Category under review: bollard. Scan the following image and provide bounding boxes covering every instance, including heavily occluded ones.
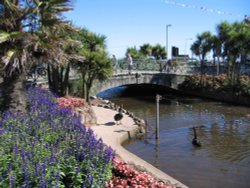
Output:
[156,94,161,139]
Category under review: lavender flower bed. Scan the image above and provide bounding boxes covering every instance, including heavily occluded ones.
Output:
[0,88,115,187]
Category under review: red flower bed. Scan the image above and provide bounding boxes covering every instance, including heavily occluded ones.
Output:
[57,97,85,108]
[105,157,175,188]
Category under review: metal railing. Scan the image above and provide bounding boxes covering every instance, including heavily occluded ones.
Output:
[112,59,250,76]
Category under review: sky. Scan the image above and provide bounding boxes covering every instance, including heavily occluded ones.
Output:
[64,0,250,59]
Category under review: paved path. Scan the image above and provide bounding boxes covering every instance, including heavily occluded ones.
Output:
[91,105,188,188]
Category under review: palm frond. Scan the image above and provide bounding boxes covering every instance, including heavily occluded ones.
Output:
[0,31,9,43]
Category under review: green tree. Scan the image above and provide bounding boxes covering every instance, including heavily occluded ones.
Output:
[152,44,167,60]
[211,35,221,64]
[139,43,152,57]
[191,32,212,61]
[0,0,73,112]
[125,44,167,61]
[191,31,212,64]
[126,47,141,59]
[216,21,231,63]
[73,29,112,102]
[191,31,212,85]
[47,25,84,96]
[210,35,221,74]
[216,21,250,83]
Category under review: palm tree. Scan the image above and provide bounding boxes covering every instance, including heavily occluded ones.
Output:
[191,31,212,84]
[152,44,167,60]
[210,35,221,74]
[139,43,152,57]
[73,29,112,102]
[236,21,250,65]
[126,47,140,59]
[216,21,231,65]
[217,21,250,82]
[0,0,74,112]
[46,25,84,96]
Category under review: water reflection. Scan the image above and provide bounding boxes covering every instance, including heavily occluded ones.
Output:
[99,86,250,188]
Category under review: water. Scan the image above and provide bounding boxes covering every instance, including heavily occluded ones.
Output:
[98,86,250,188]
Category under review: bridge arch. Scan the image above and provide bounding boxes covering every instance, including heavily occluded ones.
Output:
[92,72,187,96]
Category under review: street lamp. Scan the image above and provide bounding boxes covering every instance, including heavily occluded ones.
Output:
[166,24,172,59]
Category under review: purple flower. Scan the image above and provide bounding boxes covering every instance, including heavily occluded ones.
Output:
[0,87,115,187]
[0,128,4,135]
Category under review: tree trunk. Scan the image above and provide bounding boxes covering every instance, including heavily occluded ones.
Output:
[47,64,71,97]
[85,73,95,104]
[63,63,70,96]
[1,74,26,113]
[81,72,86,98]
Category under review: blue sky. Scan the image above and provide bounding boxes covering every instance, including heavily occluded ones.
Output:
[65,0,249,58]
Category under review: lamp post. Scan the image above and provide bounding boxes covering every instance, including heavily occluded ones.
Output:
[166,24,172,59]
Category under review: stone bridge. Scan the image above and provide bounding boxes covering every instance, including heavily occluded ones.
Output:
[92,72,187,95]
[33,59,250,96]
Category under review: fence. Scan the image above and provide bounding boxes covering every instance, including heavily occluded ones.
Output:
[113,59,250,76]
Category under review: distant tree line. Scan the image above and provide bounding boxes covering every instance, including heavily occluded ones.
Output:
[190,19,250,85]
[125,43,167,60]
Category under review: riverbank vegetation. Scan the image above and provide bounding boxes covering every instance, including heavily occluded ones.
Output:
[178,19,250,104]
[190,19,250,86]
[180,74,250,97]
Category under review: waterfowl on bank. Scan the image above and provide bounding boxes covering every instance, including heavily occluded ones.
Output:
[114,107,123,125]
[192,127,201,147]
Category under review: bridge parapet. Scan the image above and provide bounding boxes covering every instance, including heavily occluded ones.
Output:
[113,59,231,76]
[92,72,187,95]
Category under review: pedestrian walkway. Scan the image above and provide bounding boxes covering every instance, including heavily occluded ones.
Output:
[91,105,188,188]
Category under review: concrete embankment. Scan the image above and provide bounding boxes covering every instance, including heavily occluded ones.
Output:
[90,105,189,188]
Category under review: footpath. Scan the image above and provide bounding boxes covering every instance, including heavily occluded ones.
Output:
[90,105,188,188]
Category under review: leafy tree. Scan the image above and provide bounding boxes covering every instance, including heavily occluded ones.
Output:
[47,25,84,96]
[216,21,250,83]
[191,31,212,64]
[210,35,221,74]
[216,21,231,63]
[191,31,212,85]
[126,47,141,59]
[0,0,74,112]
[190,19,250,90]
[73,29,112,102]
[139,43,152,57]
[211,35,221,64]
[125,44,167,60]
[152,44,167,60]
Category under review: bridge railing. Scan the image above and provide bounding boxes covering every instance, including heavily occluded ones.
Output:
[116,59,163,72]
[113,59,201,75]
[113,59,250,76]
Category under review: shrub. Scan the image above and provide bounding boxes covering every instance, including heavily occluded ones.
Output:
[180,74,250,97]
[0,87,115,187]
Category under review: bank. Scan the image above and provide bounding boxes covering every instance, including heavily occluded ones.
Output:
[85,100,189,188]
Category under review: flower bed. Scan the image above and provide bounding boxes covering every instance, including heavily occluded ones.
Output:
[57,97,85,108]
[0,88,115,187]
[105,157,176,188]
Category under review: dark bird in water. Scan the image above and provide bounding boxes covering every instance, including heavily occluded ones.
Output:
[114,107,123,125]
[192,127,201,147]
